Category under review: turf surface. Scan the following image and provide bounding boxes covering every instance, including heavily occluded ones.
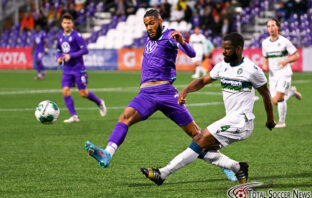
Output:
[0,70,311,197]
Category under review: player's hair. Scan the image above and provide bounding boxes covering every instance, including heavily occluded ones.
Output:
[144,9,160,19]
[223,32,244,48]
[266,17,281,33]
[61,12,73,22]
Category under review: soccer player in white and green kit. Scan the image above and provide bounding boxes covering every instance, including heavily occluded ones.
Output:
[262,17,302,128]
[141,32,276,185]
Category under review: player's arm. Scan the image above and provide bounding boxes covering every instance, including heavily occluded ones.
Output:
[64,33,89,61]
[178,75,215,104]
[56,42,63,65]
[277,52,299,67]
[262,57,269,71]
[257,84,276,130]
[170,30,196,58]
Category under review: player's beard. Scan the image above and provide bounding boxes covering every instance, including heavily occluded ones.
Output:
[224,52,238,63]
[149,24,163,41]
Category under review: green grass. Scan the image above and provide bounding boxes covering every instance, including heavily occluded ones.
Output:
[0,70,311,197]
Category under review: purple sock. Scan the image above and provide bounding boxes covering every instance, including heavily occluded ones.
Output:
[36,63,44,74]
[87,91,101,105]
[108,122,129,147]
[64,96,77,116]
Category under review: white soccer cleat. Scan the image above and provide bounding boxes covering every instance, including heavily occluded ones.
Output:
[291,86,302,100]
[99,99,107,117]
[191,74,199,79]
[275,122,286,128]
[64,115,80,123]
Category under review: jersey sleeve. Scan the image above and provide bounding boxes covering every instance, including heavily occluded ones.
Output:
[285,38,297,55]
[250,65,267,88]
[209,62,222,80]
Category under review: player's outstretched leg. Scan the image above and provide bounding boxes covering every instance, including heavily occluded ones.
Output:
[221,168,238,181]
[235,162,249,184]
[85,141,111,168]
[140,167,165,186]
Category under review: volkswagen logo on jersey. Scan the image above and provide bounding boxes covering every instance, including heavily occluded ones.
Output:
[145,40,157,54]
[62,42,71,53]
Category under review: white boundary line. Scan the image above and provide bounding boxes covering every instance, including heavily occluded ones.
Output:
[0,79,310,95]
[0,102,223,112]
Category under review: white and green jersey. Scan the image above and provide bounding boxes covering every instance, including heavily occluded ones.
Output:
[210,57,267,119]
[262,35,297,76]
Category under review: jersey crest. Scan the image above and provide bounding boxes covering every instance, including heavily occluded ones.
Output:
[61,42,70,53]
[145,40,157,54]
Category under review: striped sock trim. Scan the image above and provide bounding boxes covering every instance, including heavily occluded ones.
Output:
[189,141,202,154]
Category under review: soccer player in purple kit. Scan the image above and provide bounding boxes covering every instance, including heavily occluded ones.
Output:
[57,13,107,123]
[33,24,47,80]
[84,9,237,181]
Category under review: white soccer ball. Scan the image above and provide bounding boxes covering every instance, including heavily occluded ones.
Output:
[35,100,60,124]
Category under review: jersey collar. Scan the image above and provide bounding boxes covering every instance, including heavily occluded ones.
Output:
[230,57,244,67]
[269,35,279,42]
[63,30,73,37]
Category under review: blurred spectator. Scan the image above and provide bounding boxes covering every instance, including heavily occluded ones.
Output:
[212,3,223,17]
[67,2,78,20]
[276,3,287,21]
[237,0,251,8]
[137,0,149,8]
[184,4,193,22]
[200,5,213,30]
[47,5,56,26]
[115,0,126,16]
[34,10,47,31]
[191,10,200,28]
[184,31,190,43]
[171,1,185,21]
[159,0,171,20]
[20,11,35,31]
[221,18,230,37]
[195,0,206,16]
[56,3,65,21]
[211,15,222,36]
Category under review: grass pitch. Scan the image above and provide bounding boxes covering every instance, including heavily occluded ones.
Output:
[0,70,311,197]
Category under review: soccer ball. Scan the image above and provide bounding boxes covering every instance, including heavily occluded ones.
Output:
[35,100,60,124]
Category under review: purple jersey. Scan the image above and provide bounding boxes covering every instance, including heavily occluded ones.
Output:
[34,30,46,54]
[141,27,195,84]
[57,30,88,73]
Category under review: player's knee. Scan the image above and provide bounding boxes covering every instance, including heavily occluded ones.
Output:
[117,113,132,124]
[80,92,88,98]
[62,88,71,96]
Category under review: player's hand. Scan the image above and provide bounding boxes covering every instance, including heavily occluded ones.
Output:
[178,90,188,104]
[170,31,185,45]
[266,120,276,131]
[63,54,71,61]
[57,57,63,65]
[277,60,287,67]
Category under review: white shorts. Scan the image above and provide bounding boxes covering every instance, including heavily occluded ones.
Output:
[269,75,292,97]
[207,113,254,148]
[192,54,203,63]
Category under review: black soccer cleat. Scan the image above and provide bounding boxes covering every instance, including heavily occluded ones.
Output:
[140,167,165,186]
[235,162,249,184]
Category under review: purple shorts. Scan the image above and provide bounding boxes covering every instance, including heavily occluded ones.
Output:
[35,52,43,62]
[61,71,88,90]
[128,83,193,127]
